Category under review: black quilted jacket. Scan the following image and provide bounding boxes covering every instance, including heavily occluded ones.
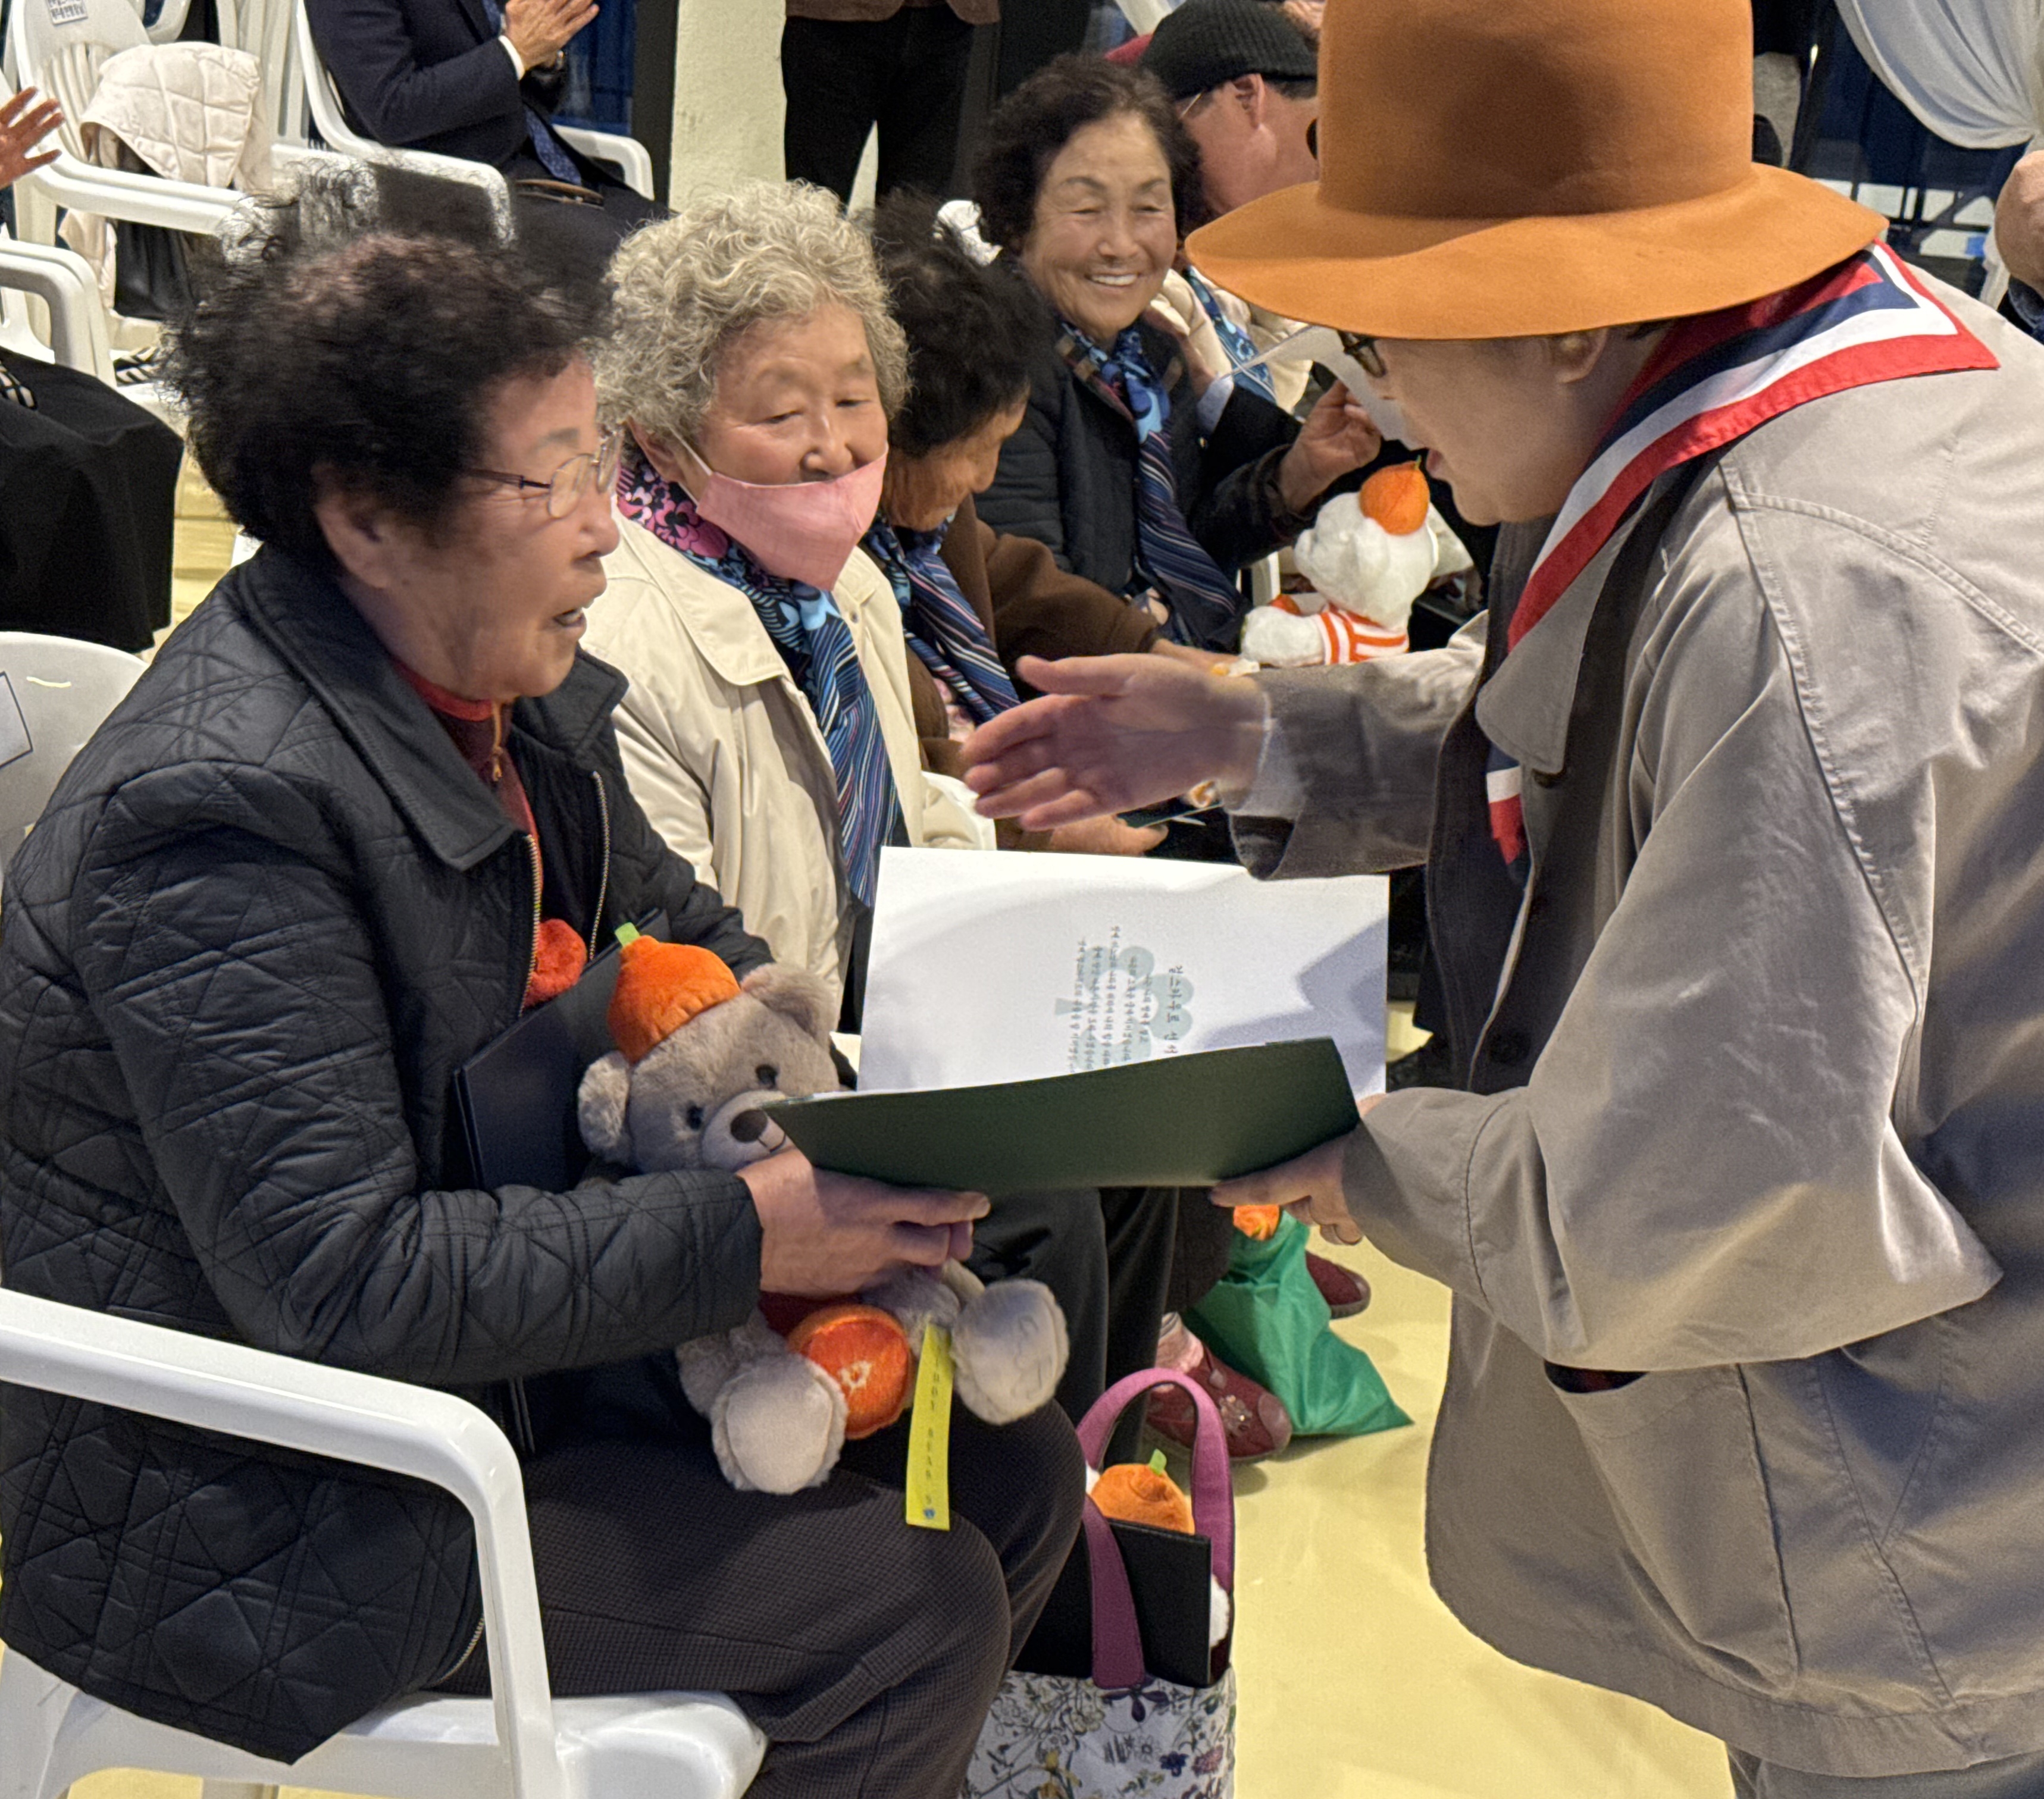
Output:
[0,548,770,1760]
[973,284,1309,648]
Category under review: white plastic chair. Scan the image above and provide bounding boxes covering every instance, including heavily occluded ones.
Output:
[0,236,118,381]
[0,631,145,891]
[295,0,654,205]
[5,0,345,248]
[0,1288,767,1799]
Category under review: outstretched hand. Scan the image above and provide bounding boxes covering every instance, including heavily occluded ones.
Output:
[960,653,1267,832]
[0,88,63,192]
[1210,1096,1388,1247]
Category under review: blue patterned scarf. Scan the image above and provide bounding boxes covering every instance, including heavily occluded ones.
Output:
[618,459,902,907]
[1056,321,1247,651]
[863,518,1019,728]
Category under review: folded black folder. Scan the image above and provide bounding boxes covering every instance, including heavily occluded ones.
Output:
[766,1038,1359,1195]
[455,913,666,1192]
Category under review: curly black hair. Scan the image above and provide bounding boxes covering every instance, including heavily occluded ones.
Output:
[167,185,608,571]
[972,54,1206,255]
[866,193,1046,459]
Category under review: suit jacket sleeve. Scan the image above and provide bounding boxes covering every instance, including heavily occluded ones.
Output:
[309,0,523,146]
[70,763,764,1389]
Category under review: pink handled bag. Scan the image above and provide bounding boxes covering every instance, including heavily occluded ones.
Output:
[964,1368,1239,1799]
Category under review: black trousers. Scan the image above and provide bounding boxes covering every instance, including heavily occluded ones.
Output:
[780,10,976,203]
[446,1377,1082,1799]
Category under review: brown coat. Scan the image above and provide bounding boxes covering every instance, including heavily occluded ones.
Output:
[785,0,998,25]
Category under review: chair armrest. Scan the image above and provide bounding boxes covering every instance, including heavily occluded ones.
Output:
[0,239,115,381]
[555,126,654,200]
[23,153,240,237]
[0,1288,568,1799]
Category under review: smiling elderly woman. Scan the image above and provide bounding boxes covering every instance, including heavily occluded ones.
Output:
[0,211,1078,1799]
[586,181,989,1022]
[972,55,1380,651]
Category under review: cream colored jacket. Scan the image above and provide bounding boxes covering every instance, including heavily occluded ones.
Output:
[583,515,983,1013]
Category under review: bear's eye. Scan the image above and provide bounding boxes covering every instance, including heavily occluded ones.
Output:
[685,1105,705,1130]
[755,1064,778,1088]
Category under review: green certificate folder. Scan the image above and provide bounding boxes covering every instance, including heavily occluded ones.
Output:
[765,1038,1359,1194]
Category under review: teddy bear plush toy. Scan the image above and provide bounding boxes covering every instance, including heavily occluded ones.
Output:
[578,936,1069,1494]
[1239,462,1474,667]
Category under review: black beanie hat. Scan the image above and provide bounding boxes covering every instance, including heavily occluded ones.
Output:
[1139,0,1318,103]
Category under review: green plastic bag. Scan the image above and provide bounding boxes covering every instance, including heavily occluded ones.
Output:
[1186,1214,1411,1437]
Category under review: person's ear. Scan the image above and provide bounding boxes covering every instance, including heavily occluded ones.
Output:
[1544,328,1615,387]
[631,423,693,488]
[312,470,413,592]
[1234,74,1266,127]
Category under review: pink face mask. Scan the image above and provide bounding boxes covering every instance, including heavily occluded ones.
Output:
[681,441,888,591]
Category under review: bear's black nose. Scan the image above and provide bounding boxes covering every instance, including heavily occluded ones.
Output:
[728,1109,769,1145]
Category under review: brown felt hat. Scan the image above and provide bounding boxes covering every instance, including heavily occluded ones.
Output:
[1185,0,1887,339]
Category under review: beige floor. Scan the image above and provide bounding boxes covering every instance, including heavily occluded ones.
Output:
[58,516,1733,1798]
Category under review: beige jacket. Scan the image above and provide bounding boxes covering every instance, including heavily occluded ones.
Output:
[583,516,984,1013]
[1234,284,2044,1775]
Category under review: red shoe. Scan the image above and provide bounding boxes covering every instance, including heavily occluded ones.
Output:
[1307,1252,1371,1318]
[1150,1333,1293,1460]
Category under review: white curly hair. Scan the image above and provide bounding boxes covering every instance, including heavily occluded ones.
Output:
[595,181,909,451]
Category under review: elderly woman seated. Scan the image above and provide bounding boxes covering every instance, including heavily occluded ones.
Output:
[0,205,1079,1799]
[972,55,1381,651]
[860,193,1233,793]
[584,183,1239,1461]
[585,183,992,1024]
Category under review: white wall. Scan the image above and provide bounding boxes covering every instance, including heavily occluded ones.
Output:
[662,1,878,205]
[666,0,785,198]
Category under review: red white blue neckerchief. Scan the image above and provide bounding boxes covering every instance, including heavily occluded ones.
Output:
[1485,244,1998,871]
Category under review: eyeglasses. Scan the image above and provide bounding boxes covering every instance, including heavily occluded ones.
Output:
[469,429,624,519]
[1339,331,1387,381]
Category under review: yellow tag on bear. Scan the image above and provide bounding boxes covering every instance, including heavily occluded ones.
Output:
[904,1322,953,1531]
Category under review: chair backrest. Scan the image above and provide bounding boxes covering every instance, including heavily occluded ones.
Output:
[6,0,148,97]
[0,631,146,886]
[293,0,371,155]
[223,0,303,145]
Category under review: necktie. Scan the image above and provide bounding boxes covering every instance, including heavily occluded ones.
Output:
[477,0,583,185]
[1059,324,1248,652]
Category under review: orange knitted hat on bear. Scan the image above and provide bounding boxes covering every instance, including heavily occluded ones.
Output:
[608,937,743,1064]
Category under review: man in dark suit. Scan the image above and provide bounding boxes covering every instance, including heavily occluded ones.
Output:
[308,0,662,255]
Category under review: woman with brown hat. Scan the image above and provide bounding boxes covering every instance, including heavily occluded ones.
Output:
[963,0,2044,1791]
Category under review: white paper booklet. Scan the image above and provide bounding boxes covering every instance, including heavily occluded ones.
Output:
[859,848,1388,1095]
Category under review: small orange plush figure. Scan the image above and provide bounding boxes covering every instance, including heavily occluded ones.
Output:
[1242,458,1464,667]
[1092,1459,1197,1534]
[1231,1203,1284,1242]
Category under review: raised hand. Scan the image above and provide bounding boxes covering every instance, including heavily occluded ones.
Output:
[1278,381,1384,516]
[739,1147,987,1297]
[0,88,63,192]
[500,0,598,71]
[962,653,1266,832]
